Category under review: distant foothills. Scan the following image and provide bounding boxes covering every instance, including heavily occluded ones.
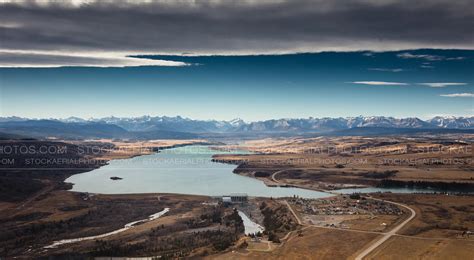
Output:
[0,115,473,140]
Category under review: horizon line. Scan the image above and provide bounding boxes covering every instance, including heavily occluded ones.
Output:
[1,114,473,123]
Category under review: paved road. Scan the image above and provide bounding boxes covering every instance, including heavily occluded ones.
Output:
[354,199,416,260]
[278,197,467,258]
[271,170,284,183]
[283,195,417,260]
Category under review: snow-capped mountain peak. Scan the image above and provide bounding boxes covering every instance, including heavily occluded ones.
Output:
[7,115,473,134]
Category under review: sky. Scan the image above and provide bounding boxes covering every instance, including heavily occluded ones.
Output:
[0,0,473,121]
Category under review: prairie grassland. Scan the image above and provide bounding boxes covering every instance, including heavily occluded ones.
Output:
[73,139,207,160]
[372,193,474,239]
[366,236,474,260]
[214,135,473,190]
[209,226,380,260]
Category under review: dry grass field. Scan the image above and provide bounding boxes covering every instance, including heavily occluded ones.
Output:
[356,193,474,259]
[372,193,474,239]
[214,135,474,191]
[209,226,380,260]
[74,139,208,160]
[341,214,403,232]
[366,236,474,260]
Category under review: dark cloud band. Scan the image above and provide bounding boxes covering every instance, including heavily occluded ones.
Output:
[1,0,473,67]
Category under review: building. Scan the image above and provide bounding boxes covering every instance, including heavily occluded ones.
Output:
[230,193,248,203]
[220,193,248,204]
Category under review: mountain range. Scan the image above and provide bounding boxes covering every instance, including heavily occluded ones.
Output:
[0,116,472,139]
[60,115,474,131]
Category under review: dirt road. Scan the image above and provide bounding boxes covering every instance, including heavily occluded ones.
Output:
[284,200,302,225]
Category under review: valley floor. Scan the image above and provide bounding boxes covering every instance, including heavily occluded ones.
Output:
[1,136,473,258]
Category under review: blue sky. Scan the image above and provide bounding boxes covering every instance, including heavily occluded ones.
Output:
[1,50,473,121]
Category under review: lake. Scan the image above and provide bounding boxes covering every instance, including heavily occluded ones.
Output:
[66,145,332,198]
[67,145,460,198]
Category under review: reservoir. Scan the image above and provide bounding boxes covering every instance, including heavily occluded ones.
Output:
[67,145,332,198]
[66,145,463,197]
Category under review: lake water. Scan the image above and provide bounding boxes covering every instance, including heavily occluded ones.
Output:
[67,146,332,198]
[67,145,462,198]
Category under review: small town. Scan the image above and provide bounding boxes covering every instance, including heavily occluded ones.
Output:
[289,194,404,216]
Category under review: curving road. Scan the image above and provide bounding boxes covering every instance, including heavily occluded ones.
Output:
[283,195,416,260]
[271,170,283,183]
[354,198,416,260]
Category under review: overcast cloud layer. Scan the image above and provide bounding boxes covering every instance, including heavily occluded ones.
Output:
[1,0,473,67]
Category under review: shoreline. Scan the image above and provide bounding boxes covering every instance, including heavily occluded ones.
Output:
[63,141,217,191]
[0,140,214,219]
[212,155,474,195]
